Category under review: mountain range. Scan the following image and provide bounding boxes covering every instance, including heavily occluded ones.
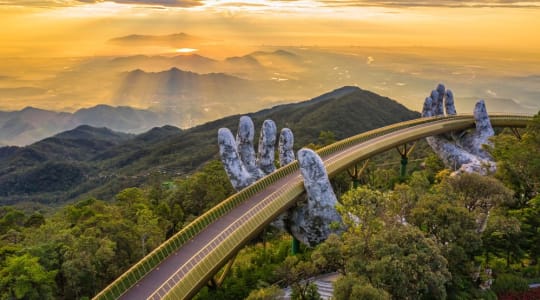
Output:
[4,44,537,140]
[0,105,175,146]
[0,60,314,147]
[0,86,419,206]
[107,32,204,50]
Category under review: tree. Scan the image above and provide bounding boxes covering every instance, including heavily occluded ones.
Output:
[366,225,450,299]
[333,274,390,300]
[515,195,540,265]
[168,160,234,218]
[115,187,147,218]
[317,130,336,146]
[0,254,56,300]
[334,186,451,298]
[445,173,514,212]
[481,210,523,268]
[338,187,390,249]
[367,167,399,191]
[0,207,25,235]
[245,285,284,300]
[442,173,513,232]
[274,256,320,300]
[490,112,540,202]
[135,207,162,256]
[390,171,430,223]
[305,131,337,150]
[311,234,345,274]
[410,193,482,292]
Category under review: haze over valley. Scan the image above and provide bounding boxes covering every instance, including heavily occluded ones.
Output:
[1,1,539,146]
[1,41,538,146]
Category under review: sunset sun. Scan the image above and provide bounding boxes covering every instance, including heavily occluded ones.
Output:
[175,48,198,53]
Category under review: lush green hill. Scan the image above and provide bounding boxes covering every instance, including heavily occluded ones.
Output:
[0,86,419,205]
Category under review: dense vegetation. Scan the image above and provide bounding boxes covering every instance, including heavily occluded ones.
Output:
[0,108,537,299]
[0,160,234,299]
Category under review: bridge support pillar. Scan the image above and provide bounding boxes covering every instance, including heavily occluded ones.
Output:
[291,237,300,255]
[510,127,522,140]
[347,160,370,189]
[400,156,408,178]
[208,254,237,289]
[396,142,417,181]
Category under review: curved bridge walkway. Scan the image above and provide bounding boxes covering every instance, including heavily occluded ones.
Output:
[93,114,532,300]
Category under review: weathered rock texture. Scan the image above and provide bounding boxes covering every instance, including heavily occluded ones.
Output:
[257,120,277,175]
[422,84,496,175]
[291,149,342,246]
[218,128,254,190]
[236,116,264,180]
[279,128,295,167]
[218,116,341,246]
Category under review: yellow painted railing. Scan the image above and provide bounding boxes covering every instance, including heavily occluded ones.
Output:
[93,114,532,300]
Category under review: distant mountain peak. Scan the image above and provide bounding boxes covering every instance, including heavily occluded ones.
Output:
[21,106,47,113]
[123,67,244,81]
[309,86,361,103]
[169,67,189,73]
[273,49,296,56]
[251,49,297,57]
[225,55,261,65]
[110,54,149,62]
[84,104,114,110]
[108,32,201,46]
[109,32,192,41]
[51,124,133,142]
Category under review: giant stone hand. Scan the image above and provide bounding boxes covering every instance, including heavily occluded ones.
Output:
[422,84,496,175]
[218,116,341,247]
[218,116,276,190]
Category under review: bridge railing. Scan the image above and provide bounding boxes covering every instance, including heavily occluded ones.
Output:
[93,159,301,300]
[318,113,534,159]
[94,114,532,300]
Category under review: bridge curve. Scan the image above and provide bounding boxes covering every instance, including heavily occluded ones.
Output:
[93,114,532,300]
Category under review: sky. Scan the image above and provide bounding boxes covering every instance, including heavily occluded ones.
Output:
[1,0,540,58]
[0,0,539,117]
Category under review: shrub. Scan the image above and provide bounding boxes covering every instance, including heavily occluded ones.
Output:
[491,273,529,295]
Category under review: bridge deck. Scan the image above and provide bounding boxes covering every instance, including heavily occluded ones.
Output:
[119,170,301,299]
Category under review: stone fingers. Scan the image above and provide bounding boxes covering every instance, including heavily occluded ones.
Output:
[434,83,446,116]
[293,148,342,246]
[256,120,277,175]
[461,100,495,161]
[422,96,434,118]
[423,83,497,175]
[279,128,295,167]
[236,116,264,180]
[218,128,255,191]
[444,89,456,115]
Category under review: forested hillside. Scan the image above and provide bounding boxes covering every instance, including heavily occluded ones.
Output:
[0,86,418,206]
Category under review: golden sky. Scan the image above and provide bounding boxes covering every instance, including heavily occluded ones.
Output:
[1,0,540,58]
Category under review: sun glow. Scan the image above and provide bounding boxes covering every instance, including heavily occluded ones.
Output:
[175,48,198,53]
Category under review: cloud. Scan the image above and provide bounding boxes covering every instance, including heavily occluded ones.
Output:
[213,2,269,7]
[4,0,538,9]
[486,89,497,97]
[0,0,204,8]
[366,56,374,64]
[79,0,204,7]
[0,0,75,8]
[313,0,540,8]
